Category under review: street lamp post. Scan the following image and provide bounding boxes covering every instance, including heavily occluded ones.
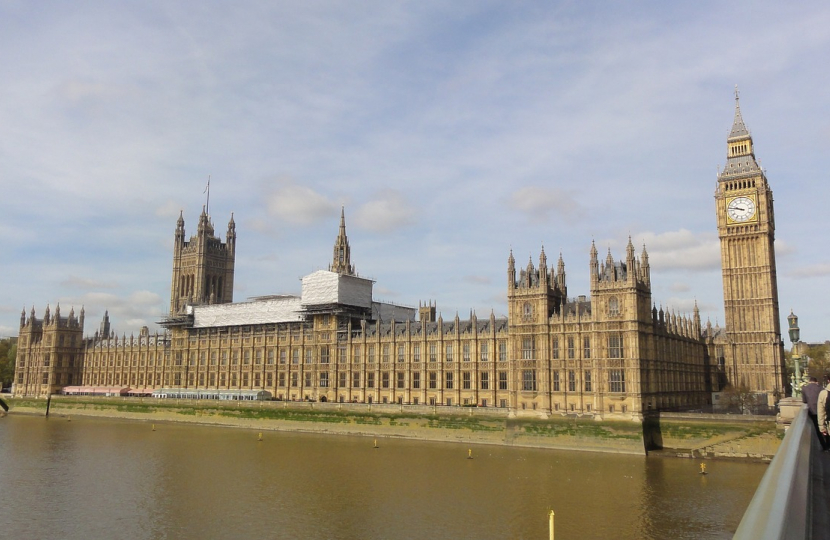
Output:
[787,310,805,397]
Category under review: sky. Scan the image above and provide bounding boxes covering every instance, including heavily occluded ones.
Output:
[1,1,829,345]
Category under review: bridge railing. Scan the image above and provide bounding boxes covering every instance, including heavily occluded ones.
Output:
[732,405,813,540]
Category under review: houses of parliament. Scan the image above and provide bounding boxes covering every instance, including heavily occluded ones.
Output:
[12,95,787,417]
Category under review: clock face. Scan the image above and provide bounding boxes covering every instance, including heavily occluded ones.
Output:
[727,196,756,223]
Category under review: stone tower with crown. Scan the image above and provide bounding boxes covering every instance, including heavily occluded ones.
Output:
[715,90,785,402]
[15,304,85,397]
[169,206,236,314]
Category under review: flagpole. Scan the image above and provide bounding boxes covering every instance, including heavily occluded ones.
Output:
[205,175,211,215]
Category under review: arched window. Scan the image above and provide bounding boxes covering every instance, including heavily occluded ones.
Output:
[608,297,620,317]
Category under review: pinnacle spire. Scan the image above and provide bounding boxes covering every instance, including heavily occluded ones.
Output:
[329,206,354,275]
[728,85,749,140]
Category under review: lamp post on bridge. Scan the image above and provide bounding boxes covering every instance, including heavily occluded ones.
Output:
[787,310,806,398]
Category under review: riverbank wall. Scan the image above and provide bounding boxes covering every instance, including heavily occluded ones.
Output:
[3,396,781,459]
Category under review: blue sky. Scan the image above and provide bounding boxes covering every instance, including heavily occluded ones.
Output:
[1,1,829,344]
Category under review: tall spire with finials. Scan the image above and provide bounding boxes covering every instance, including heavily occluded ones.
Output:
[329,206,354,275]
[729,86,749,140]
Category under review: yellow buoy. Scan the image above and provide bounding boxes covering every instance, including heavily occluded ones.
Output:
[258,432,263,442]
[468,449,473,459]
[374,439,378,449]
[152,424,155,431]
[700,463,707,475]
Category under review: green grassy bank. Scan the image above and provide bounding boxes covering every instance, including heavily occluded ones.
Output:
[3,396,780,459]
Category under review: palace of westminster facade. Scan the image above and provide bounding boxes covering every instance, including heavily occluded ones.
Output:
[12,95,787,417]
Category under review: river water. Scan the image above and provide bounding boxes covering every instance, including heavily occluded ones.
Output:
[0,414,765,539]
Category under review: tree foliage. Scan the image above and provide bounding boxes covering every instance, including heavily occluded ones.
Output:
[804,342,830,380]
[0,337,17,389]
[721,384,761,414]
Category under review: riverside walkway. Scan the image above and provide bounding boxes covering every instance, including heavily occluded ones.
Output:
[733,405,830,540]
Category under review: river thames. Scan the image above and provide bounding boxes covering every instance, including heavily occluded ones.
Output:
[0,414,765,539]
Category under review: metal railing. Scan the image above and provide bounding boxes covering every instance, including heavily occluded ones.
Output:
[733,406,813,540]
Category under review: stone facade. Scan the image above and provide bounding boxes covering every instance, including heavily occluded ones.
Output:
[12,95,784,416]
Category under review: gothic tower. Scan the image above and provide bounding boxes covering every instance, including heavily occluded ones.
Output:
[329,206,354,275]
[715,89,785,401]
[169,207,236,314]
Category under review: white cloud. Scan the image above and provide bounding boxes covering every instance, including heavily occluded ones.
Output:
[354,191,415,232]
[669,282,691,293]
[59,276,118,290]
[155,200,183,218]
[637,229,720,271]
[266,179,338,225]
[509,186,583,223]
[788,263,830,279]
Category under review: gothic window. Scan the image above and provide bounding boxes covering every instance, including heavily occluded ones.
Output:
[522,370,536,391]
[584,371,592,392]
[608,297,620,317]
[567,337,575,359]
[445,344,453,362]
[522,337,535,360]
[397,372,405,389]
[498,341,507,362]
[445,372,454,389]
[480,342,488,361]
[397,345,405,363]
[553,371,560,391]
[480,372,489,390]
[498,371,508,390]
[352,372,360,388]
[552,338,559,360]
[608,334,623,359]
[462,371,472,389]
[523,302,533,319]
[413,344,420,363]
[568,370,576,392]
[583,337,591,359]
[382,372,390,388]
[429,371,437,389]
[413,372,420,389]
[610,369,626,393]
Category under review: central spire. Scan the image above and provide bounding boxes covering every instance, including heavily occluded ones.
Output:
[728,85,750,141]
[329,206,354,275]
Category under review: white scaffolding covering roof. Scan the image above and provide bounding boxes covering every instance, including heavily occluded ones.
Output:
[193,296,304,328]
[301,270,373,309]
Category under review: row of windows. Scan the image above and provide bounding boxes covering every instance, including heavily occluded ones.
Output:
[523,335,624,360]
[41,367,628,396]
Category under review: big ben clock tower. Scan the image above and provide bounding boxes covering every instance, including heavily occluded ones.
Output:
[715,89,786,403]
